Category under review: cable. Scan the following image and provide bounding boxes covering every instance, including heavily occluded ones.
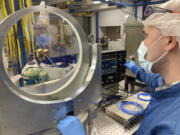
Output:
[44,55,57,67]
[118,101,144,115]
[137,92,151,102]
[119,84,125,90]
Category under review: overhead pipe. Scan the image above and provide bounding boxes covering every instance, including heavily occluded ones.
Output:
[93,0,169,19]
[93,0,169,7]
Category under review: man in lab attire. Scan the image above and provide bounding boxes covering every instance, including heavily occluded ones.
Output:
[57,0,180,134]
[125,0,180,134]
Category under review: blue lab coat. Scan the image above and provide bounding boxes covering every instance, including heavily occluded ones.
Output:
[136,68,180,135]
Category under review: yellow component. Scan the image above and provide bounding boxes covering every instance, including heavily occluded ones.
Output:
[0,0,17,63]
[36,48,48,60]
[0,0,34,70]
[43,49,48,54]
[26,0,35,52]
[36,48,44,53]
[66,0,72,5]
[8,0,22,67]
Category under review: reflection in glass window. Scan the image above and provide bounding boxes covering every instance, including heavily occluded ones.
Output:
[3,12,80,94]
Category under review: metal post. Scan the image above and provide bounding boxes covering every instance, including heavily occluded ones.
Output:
[134,6,138,19]
[96,12,99,43]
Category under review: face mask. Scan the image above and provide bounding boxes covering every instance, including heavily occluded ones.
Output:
[137,36,168,73]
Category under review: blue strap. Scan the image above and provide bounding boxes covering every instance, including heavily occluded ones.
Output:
[118,101,144,115]
[137,93,151,102]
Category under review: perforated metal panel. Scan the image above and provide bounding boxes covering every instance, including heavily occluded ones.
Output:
[91,112,140,135]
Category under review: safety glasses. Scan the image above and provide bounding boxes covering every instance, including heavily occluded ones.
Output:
[144,5,180,18]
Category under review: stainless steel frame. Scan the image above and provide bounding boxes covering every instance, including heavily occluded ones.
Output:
[0,44,102,135]
[0,5,102,135]
[0,5,91,104]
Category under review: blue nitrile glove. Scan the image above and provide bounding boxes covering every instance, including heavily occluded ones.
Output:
[57,116,86,135]
[124,61,141,74]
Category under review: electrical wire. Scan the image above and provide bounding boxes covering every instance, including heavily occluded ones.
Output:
[119,84,125,90]
[0,0,34,71]
[44,55,57,67]
[118,101,144,115]
[137,92,151,102]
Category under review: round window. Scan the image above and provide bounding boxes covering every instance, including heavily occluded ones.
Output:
[0,5,90,104]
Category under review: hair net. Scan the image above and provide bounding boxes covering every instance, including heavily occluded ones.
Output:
[143,0,180,45]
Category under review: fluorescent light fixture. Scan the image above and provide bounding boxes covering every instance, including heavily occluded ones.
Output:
[93,1,101,4]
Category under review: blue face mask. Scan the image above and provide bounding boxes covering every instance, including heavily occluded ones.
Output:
[137,36,168,73]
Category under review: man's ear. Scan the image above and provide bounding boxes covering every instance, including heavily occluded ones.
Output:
[165,36,177,51]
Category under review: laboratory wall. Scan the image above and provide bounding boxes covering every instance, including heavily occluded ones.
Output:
[90,6,144,51]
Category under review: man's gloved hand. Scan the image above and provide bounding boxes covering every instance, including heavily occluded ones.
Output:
[124,61,141,74]
[57,116,86,135]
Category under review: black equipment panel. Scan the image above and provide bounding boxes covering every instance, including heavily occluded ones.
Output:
[102,50,126,86]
